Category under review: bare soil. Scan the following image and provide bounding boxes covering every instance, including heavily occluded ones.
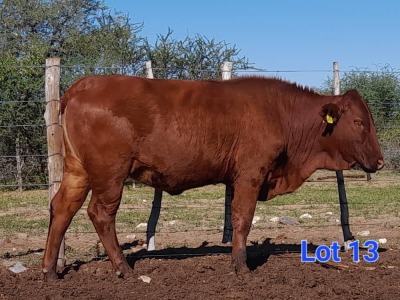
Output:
[1,171,399,299]
[1,228,399,300]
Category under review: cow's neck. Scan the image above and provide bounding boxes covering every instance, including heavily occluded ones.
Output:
[268,94,348,199]
[286,94,334,172]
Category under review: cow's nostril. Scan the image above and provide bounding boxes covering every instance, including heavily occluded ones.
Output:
[377,159,384,170]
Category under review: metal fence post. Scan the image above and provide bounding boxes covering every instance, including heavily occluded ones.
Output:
[145,60,164,251]
[221,61,234,244]
[333,61,354,250]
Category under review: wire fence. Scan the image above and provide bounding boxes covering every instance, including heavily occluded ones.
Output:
[1,178,399,263]
[0,62,399,261]
[0,63,399,191]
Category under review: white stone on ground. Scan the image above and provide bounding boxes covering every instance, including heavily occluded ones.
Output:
[8,262,27,274]
[138,275,152,283]
[357,230,370,237]
[299,213,312,219]
[269,217,280,222]
[378,238,387,244]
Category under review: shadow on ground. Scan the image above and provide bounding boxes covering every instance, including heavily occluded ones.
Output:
[58,238,323,278]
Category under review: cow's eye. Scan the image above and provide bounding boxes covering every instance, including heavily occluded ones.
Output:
[354,119,363,127]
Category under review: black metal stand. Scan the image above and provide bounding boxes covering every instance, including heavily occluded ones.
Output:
[146,188,163,250]
[221,171,354,244]
[335,170,354,242]
[147,171,354,248]
[222,185,234,244]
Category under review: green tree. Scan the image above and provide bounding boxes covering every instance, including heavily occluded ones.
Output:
[0,0,144,189]
[142,29,250,80]
[0,0,144,66]
[320,65,400,126]
[0,1,252,189]
[0,53,47,189]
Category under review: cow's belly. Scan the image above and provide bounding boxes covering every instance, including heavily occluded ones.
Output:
[129,158,224,195]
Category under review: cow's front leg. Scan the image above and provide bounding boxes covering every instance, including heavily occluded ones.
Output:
[231,179,260,274]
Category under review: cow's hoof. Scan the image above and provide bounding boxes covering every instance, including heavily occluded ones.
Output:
[231,251,249,276]
[43,269,58,281]
[232,259,250,276]
[115,266,134,279]
[234,264,250,276]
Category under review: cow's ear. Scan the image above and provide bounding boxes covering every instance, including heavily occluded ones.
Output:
[320,103,340,124]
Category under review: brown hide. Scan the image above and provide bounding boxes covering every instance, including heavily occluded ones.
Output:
[62,76,383,198]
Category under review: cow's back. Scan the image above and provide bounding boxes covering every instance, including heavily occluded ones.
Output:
[61,76,284,193]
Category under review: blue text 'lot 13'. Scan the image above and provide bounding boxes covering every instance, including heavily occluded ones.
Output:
[301,240,379,263]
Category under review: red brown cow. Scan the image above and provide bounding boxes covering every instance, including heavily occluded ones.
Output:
[42,75,384,280]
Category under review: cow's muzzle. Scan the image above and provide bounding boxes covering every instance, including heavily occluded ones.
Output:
[376,158,384,170]
[361,158,384,173]
[356,158,385,173]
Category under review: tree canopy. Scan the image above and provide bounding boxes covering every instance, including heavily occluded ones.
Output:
[0,0,251,189]
[319,65,400,126]
[142,29,249,80]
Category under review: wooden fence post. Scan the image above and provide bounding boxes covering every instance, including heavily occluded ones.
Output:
[334,62,371,181]
[221,62,233,80]
[146,61,154,79]
[333,62,340,96]
[44,57,65,267]
[15,137,23,192]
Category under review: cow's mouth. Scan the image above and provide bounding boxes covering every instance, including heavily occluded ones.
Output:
[349,161,358,169]
[360,165,377,173]
[352,158,384,173]
[348,161,376,173]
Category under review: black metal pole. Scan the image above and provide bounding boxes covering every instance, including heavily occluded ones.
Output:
[336,170,354,241]
[222,185,233,244]
[146,188,163,250]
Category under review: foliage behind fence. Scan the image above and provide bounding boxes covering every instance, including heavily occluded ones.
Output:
[0,63,400,191]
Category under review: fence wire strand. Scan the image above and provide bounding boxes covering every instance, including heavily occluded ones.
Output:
[0,63,399,258]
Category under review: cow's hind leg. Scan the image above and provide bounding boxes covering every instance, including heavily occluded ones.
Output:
[87,174,131,278]
[231,180,259,274]
[43,158,90,281]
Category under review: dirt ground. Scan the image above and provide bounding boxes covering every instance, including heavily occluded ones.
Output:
[1,228,399,300]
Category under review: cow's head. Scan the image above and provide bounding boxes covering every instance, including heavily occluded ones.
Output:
[320,90,384,172]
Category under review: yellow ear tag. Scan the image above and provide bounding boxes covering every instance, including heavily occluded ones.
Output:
[326,114,334,124]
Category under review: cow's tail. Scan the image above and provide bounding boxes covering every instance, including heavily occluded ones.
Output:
[60,90,71,115]
[59,89,83,164]
[60,76,88,115]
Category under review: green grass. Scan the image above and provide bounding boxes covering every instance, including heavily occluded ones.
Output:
[0,171,399,266]
[0,171,399,237]
[0,213,49,234]
[0,190,48,210]
[268,182,400,205]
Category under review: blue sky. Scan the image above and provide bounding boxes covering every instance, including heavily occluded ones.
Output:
[105,0,400,88]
